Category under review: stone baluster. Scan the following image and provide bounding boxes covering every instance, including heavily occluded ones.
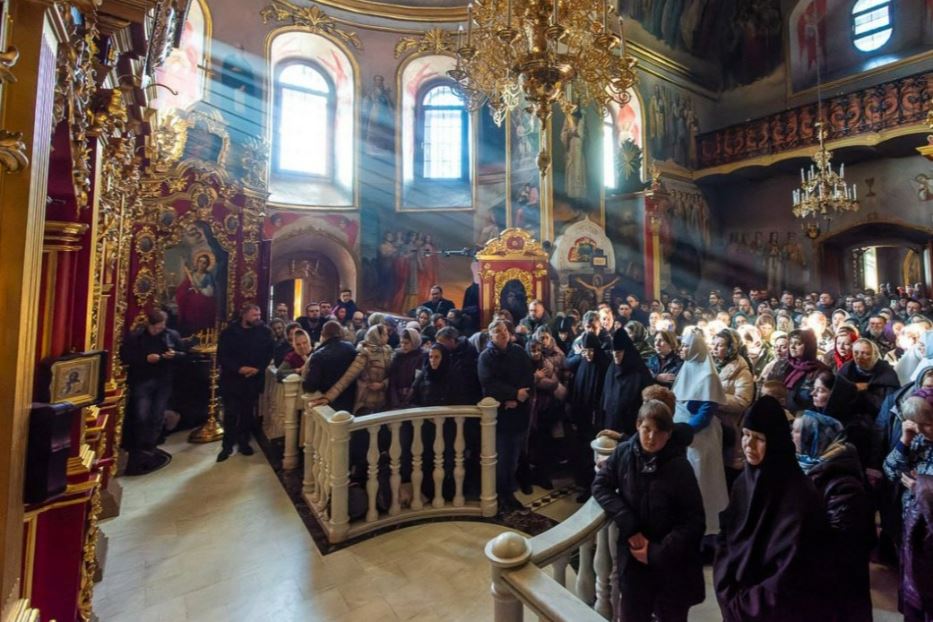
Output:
[411,420,424,511]
[366,426,380,522]
[608,522,620,617]
[302,406,316,497]
[432,416,445,508]
[594,524,612,618]
[318,425,331,513]
[313,416,325,505]
[479,397,500,517]
[551,555,569,588]
[282,375,302,470]
[576,537,596,606]
[328,410,353,542]
[388,422,402,516]
[453,416,466,507]
[486,532,532,622]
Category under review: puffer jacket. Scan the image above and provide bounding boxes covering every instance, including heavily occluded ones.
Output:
[353,342,393,413]
[718,357,756,470]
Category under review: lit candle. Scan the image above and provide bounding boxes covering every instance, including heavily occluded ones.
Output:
[457,24,463,49]
[840,162,844,178]
[467,3,473,45]
[853,184,857,200]
[507,0,511,26]
[800,168,805,183]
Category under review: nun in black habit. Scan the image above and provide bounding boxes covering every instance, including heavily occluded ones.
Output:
[602,329,654,436]
[714,396,832,622]
[567,331,610,493]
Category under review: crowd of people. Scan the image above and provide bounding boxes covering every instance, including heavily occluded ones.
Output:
[122,281,933,621]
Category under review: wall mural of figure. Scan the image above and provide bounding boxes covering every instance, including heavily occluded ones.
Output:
[765,231,784,294]
[783,231,806,290]
[514,182,540,233]
[363,74,394,154]
[561,109,588,199]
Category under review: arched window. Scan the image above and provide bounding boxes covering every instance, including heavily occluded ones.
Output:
[416,82,469,181]
[273,61,335,177]
[852,0,892,52]
[602,110,616,189]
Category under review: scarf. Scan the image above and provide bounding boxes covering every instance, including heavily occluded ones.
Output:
[671,328,726,403]
[783,330,820,390]
[832,331,857,370]
[795,411,845,473]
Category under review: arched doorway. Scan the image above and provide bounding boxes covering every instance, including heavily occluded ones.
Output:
[819,222,933,295]
[269,226,358,319]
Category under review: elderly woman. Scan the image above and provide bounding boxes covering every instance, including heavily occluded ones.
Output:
[737,324,772,380]
[672,328,729,536]
[712,328,756,485]
[592,400,706,622]
[647,330,682,389]
[884,394,933,622]
[822,325,858,372]
[602,329,654,436]
[714,396,832,622]
[765,329,829,414]
[624,321,656,361]
[793,411,875,622]
[896,325,931,385]
[839,338,900,423]
[758,330,789,385]
[278,328,313,378]
[352,324,394,414]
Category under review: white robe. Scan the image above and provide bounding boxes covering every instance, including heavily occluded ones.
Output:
[675,402,729,535]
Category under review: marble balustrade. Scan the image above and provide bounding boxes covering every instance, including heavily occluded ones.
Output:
[486,437,619,622]
[300,395,501,543]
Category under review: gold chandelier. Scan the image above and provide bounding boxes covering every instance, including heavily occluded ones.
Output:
[791,123,858,223]
[447,0,637,173]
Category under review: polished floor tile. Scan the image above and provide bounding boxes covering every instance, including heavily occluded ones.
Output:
[94,432,902,621]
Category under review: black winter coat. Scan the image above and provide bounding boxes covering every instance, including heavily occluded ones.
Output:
[477,342,534,434]
[646,353,683,388]
[446,338,481,405]
[410,368,452,407]
[601,362,653,435]
[120,327,188,384]
[592,425,706,608]
[217,322,274,399]
[303,337,358,412]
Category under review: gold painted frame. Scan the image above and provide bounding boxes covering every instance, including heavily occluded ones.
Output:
[48,351,105,408]
[394,50,477,213]
[264,25,362,211]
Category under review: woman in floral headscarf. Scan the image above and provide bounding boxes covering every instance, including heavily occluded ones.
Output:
[821,325,858,373]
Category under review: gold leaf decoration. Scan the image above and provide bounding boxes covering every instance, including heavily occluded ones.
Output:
[260,0,363,49]
[394,28,453,59]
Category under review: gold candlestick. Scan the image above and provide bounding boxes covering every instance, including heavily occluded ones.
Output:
[188,327,224,443]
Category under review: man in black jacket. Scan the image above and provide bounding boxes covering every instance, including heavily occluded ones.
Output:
[297,302,324,344]
[217,304,274,461]
[478,319,534,512]
[304,320,358,412]
[120,308,190,475]
[419,285,455,316]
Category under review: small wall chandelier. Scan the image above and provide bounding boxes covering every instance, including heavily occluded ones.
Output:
[447,0,637,173]
[792,122,859,222]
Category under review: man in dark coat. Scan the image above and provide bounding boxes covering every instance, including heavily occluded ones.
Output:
[602,329,654,436]
[217,304,274,461]
[436,327,481,405]
[297,302,324,344]
[518,299,550,335]
[567,332,610,497]
[304,320,358,413]
[120,308,190,475]
[419,285,455,316]
[593,411,706,622]
[477,319,534,512]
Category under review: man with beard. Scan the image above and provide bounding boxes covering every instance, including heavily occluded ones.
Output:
[851,298,871,333]
[519,299,550,334]
[269,318,292,366]
[865,314,895,355]
[817,292,836,319]
[217,304,274,462]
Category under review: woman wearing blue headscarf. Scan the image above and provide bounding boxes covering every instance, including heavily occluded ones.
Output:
[793,410,875,622]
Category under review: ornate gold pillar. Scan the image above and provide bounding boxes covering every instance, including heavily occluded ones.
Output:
[40,221,88,360]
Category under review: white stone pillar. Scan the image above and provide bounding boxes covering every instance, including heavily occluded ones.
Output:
[328,410,354,543]
[282,374,302,470]
[485,532,532,622]
[479,397,500,517]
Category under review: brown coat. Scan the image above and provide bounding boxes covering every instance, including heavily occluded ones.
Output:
[718,357,755,470]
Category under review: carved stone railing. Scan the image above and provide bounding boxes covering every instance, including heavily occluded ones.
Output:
[696,70,931,170]
[486,436,618,622]
[302,396,500,543]
[259,369,303,470]
[260,366,285,439]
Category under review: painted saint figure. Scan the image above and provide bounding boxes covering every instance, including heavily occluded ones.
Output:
[176,251,217,334]
[561,109,588,199]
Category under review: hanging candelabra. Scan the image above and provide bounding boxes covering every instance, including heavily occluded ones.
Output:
[791,123,859,223]
[447,0,637,173]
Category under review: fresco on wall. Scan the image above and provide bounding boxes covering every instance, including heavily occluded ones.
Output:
[606,91,645,192]
[508,100,542,235]
[647,83,699,168]
[154,0,207,114]
[622,0,782,86]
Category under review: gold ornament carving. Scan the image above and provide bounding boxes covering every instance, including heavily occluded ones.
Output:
[148,113,188,175]
[476,227,548,260]
[260,0,363,49]
[240,136,270,190]
[0,44,28,173]
[394,28,454,59]
[77,482,103,622]
[53,4,99,210]
[145,0,180,71]
[490,268,534,312]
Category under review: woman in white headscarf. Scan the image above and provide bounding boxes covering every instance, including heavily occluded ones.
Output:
[904,328,933,385]
[672,327,729,535]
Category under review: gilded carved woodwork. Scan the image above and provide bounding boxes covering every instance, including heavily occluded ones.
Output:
[476,227,549,261]
[53,4,100,209]
[240,136,270,190]
[393,28,453,59]
[260,0,363,49]
[144,0,180,73]
[76,482,102,622]
[0,45,28,173]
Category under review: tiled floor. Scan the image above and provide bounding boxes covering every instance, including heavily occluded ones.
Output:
[94,433,902,621]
